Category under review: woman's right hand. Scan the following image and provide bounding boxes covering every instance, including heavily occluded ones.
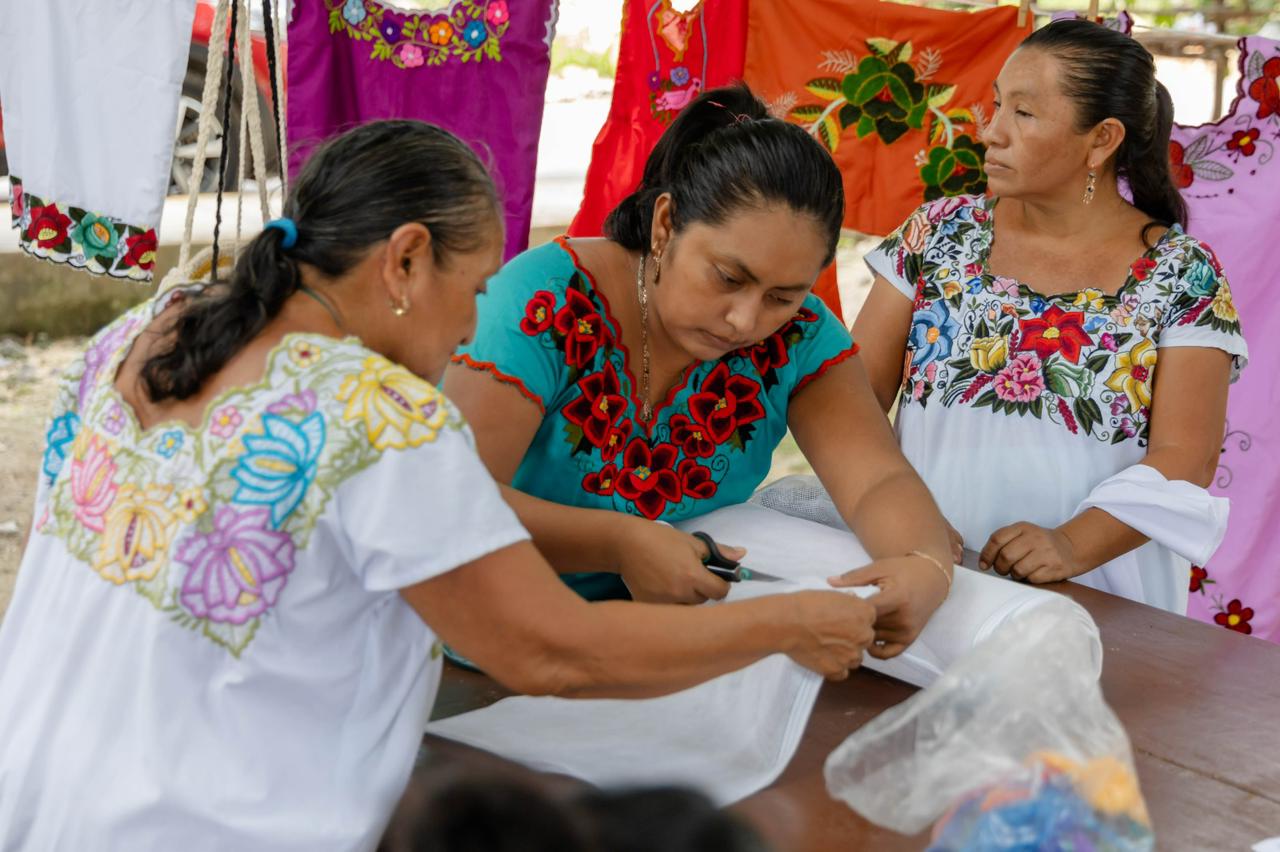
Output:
[781,591,878,680]
[612,518,734,604]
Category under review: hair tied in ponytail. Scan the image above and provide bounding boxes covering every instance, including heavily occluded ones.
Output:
[264,217,299,249]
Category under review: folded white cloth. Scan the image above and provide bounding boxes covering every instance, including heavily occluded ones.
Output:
[427,505,1099,805]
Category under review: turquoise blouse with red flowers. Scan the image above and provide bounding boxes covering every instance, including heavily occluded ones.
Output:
[453,237,858,600]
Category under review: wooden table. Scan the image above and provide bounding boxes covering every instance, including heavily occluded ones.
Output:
[423,583,1280,850]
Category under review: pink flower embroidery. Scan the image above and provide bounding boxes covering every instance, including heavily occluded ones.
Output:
[993,353,1045,403]
[177,506,296,625]
[399,43,425,68]
[210,405,243,439]
[1100,333,1118,352]
[71,434,118,533]
[103,403,127,435]
[1110,397,1128,416]
[79,318,140,410]
[266,390,318,415]
[485,0,509,26]
[990,276,1020,298]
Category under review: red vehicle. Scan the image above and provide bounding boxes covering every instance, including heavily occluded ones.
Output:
[1,2,280,193]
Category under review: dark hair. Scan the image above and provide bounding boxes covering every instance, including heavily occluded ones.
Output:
[577,787,769,852]
[1020,19,1187,230]
[141,120,499,402]
[604,83,845,266]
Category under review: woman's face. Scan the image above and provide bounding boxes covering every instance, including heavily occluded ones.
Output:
[980,48,1097,201]
[651,202,829,362]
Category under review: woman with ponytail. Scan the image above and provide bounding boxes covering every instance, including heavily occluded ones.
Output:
[852,19,1248,612]
[447,83,955,653]
[0,120,881,848]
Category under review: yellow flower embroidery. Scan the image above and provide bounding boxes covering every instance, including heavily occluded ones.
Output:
[942,280,963,300]
[1211,279,1238,322]
[969,335,1009,373]
[92,483,175,584]
[176,487,208,522]
[336,356,450,450]
[1073,289,1106,311]
[1104,338,1158,413]
[289,338,324,368]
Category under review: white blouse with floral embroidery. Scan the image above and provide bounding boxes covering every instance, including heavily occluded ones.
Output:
[0,293,528,850]
[865,195,1247,613]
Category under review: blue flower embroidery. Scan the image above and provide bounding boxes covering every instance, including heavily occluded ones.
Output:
[670,65,690,86]
[42,412,80,485]
[964,276,984,295]
[342,0,367,25]
[909,302,959,367]
[1184,260,1218,298]
[463,20,488,48]
[1030,296,1048,315]
[232,413,326,528]
[157,430,184,459]
[1084,315,1109,334]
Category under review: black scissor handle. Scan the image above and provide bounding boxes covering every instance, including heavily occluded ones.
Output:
[692,531,742,582]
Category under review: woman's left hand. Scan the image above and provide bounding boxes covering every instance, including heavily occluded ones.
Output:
[827,555,950,659]
[979,522,1083,584]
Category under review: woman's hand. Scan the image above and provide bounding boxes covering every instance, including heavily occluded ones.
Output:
[827,555,950,659]
[946,520,964,565]
[611,518,734,604]
[979,522,1082,584]
[780,591,877,680]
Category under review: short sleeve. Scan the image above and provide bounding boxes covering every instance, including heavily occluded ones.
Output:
[451,244,572,413]
[335,415,530,592]
[788,295,859,396]
[1158,241,1248,382]
[863,203,932,301]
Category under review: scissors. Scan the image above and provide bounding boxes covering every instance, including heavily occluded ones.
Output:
[691,531,783,582]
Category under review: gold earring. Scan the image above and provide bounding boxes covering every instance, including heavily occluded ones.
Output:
[651,250,662,286]
[390,297,410,317]
[1083,169,1097,205]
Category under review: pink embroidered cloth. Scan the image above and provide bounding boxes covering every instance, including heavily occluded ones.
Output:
[1171,36,1280,641]
[287,0,557,260]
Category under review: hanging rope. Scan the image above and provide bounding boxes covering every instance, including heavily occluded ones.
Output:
[208,0,241,283]
[261,0,286,196]
[178,0,232,270]
[235,1,272,226]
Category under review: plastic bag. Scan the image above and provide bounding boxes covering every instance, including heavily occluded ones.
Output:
[824,596,1154,850]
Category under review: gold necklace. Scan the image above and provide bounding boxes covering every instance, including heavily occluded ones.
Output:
[635,253,653,423]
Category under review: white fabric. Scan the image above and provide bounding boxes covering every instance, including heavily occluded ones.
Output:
[0,0,197,228]
[428,505,1098,805]
[0,327,529,850]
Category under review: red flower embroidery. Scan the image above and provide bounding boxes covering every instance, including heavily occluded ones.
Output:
[562,362,627,449]
[1168,141,1194,189]
[521,290,557,336]
[1018,307,1093,364]
[679,458,718,500]
[1248,57,1280,120]
[687,363,766,445]
[25,203,72,249]
[582,464,619,496]
[614,439,682,520]
[1214,598,1254,635]
[553,288,608,368]
[1226,129,1260,157]
[1189,565,1209,593]
[744,333,790,376]
[1130,257,1157,281]
[669,413,716,458]
[601,419,632,463]
[10,183,22,220]
[123,231,157,270]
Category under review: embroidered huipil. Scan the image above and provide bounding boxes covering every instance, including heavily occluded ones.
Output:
[287,0,558,261]
[0,294,528,850]
[866,195,1247,613]
[453,238,857,600]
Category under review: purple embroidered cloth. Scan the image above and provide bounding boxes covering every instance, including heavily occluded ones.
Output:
[1171,37,1280,641]
[287,0,557,260]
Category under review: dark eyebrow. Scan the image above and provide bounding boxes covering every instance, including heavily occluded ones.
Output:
[720,256,809,291]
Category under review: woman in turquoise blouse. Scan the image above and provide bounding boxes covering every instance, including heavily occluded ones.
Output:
[447,85,953,657]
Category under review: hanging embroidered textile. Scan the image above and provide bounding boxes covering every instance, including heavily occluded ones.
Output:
[1,1,198,282]
[568,0,748,238]
[1171,37,1280,643]
[287,0,559,261]
[743,0,1029,239]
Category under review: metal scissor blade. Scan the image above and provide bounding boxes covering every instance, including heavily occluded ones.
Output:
[738,567,784,582]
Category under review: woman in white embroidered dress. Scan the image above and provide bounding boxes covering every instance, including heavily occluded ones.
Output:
[853,20,1247,613]
[0,122,878,851]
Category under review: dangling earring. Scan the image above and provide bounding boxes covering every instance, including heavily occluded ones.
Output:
[651,249,662,287]
[390,297,410,317]
[1083,168,1097,205]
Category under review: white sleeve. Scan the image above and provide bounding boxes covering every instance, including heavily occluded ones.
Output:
[335,423,530,592]
[1158,243,1248,382]
[863,205,932,301]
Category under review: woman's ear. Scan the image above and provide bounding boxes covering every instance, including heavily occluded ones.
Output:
[650,192,675,256]
[382,222,434,309]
